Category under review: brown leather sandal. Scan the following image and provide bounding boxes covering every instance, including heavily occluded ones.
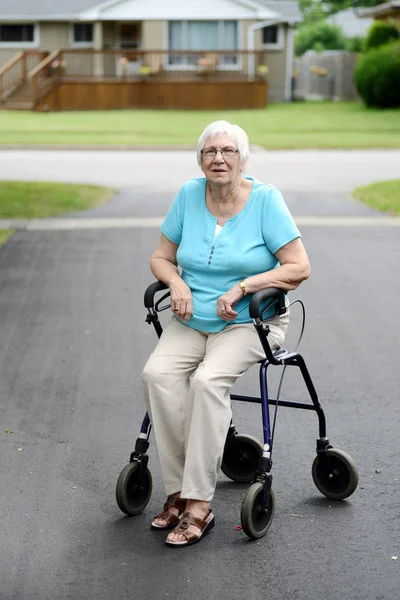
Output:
[151,495,187,530]
[165,508,215,547]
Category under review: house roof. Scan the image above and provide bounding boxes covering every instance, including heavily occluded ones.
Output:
[0,0,301,23]
[326,7,373,37]
[0,0,99,19]
[258,1,302,23]
[356,0,400,18]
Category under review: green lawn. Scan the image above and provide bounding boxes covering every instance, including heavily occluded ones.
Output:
[0,181,114,246]
[1,102,400,149]
[0,229,14,247]
[0,181,115,219]
[353,180,400,215]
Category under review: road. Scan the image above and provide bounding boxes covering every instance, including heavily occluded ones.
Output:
[0,150,399,600]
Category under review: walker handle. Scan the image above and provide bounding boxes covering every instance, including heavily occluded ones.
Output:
[144,282,287,318]
[249,288,287,320]
[144,281,168,309]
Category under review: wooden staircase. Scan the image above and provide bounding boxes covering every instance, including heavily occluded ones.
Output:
[1,78,58,110]
[0,49,62,110]
[1,81,34,110]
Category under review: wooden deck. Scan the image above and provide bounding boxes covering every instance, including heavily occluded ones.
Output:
[36,78,267,111]
[1,49,269,111]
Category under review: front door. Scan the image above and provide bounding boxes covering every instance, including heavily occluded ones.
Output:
[120,23,141,50]
[117,22,142,76]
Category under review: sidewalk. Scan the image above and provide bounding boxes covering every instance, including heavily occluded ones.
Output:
[2,215,400,231]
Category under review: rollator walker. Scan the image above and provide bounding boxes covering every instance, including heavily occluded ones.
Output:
[116,282,359,539]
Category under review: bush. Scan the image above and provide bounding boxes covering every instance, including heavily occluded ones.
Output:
[365,21,399,51]
[346,36,365,53]
[354,41,400,108]
[295,21,347,56]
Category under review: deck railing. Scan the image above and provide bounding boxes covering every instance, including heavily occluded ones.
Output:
[55,49,268,81]
[28,49,64,105]
[2,48,268,107]
[0,50,47,102]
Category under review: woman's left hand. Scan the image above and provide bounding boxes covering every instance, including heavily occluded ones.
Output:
[217,284,242,321]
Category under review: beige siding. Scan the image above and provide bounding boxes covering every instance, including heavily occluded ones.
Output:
[265,41,288,103]
[241,20,288,103]
[40,23,69,50]
[142,21,164,50]
[140,21,164,73]
[0,49,19,68]
[241,20,255,49]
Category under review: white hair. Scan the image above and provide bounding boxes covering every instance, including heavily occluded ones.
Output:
[197,120,250,167]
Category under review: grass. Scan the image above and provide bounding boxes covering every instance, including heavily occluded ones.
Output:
[353,180,400,215]
[0,181,115,219]
[1,102,400,149]
[0,229,14,247]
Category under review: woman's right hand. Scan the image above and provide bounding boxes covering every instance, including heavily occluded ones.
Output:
[169,279,193,322]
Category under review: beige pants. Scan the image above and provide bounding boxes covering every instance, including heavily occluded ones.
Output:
[142,314,288,502]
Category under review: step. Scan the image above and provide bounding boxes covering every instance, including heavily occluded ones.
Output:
[4,101,34,110]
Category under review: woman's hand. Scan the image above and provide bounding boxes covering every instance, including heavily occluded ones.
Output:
[217,284,242,321]
[169,279,193,322]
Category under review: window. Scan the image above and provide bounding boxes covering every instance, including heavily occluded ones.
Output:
[0,24,36,45]
[262,24,284,49]
[72,23,93,45]
[263,26,278,45]
[168,21,238,67]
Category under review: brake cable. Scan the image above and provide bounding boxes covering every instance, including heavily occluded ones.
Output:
[269,299,306,456]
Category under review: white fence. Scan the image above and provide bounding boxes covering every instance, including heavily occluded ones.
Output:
[293,50,359,101]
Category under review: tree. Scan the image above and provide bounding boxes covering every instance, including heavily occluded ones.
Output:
[295,21,347,55]
[365,21,400,50]
[299,0,388,26]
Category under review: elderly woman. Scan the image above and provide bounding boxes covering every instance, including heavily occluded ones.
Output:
[142,120,310,548]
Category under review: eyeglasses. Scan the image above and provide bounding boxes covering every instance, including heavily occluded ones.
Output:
[201,147,239,158]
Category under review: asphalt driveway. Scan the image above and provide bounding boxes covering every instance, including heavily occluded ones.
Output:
[1,150,399,600]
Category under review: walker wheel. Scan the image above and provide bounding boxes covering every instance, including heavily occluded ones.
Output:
[116,461,152,515]
[312,448,359,500]
[221,434,263,483]
[241,482,275,539]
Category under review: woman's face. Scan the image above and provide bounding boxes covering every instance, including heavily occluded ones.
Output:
[201,133,243,187]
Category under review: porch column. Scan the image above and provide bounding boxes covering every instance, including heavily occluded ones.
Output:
[284,24,295,102]
[247,20,281,79]
[93,21,104,77]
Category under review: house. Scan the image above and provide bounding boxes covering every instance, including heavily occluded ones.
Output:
[326,8,373,38]
[356,0,400,23]
[0,0,302,110]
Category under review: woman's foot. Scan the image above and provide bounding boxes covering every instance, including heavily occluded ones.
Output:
[151,493,186,530]
[166,500,214,546]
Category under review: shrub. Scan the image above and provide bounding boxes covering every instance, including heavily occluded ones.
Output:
[346,36,365,53]
[295,21,347,56]
[354,41,400,108]
[365,21,399,51]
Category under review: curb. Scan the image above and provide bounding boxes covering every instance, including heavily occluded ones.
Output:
[2,216,400,232]
[0,144,268,152]
[0,145,198,151]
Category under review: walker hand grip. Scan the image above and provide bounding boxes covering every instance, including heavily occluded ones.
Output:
[249,288,287,319]
[144,281,168,309]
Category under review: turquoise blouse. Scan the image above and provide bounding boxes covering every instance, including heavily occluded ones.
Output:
[160,177,300,332]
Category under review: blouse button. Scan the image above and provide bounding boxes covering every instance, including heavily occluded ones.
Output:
[208,261,211,265]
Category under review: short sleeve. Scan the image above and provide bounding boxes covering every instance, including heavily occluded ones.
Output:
[160,184,186,245]
[262,187,301,254]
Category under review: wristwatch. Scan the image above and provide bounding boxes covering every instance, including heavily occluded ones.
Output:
[239,280,247,296]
